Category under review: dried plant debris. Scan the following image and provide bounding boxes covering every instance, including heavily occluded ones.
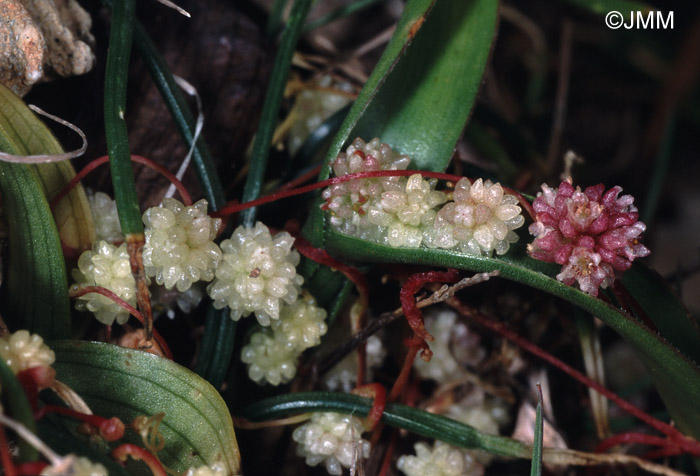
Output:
[0,0,94,96]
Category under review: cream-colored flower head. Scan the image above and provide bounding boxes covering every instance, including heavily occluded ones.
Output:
[72,241,136,325]
[271,296,328,353]
[143,198,222,292]
[88,191,123,243]
[241,330,299,385]
[182,462,227,476]
[40,455,108,476]
[293,412,370,475]
[0,330,55,374]
[368,173,446,248]
[208,222,303,326]
[322,137,410,240]
[397,441,482,476]
[427,178,524,256]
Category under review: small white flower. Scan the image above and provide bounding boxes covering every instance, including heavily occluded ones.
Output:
[293,412,370,475]
[88,191,123,243]
[0,330,55,374]
[426,178,524,256]
[241,330,299,385]
[271,295,328,353]
[182,462,227,476]
[72,241,136,326]
[368,173,446,248]
[40,455,108,476]
[322,137,410,240]
[143,198,222,292]
[397,441,482,476]
[208,222,303,326]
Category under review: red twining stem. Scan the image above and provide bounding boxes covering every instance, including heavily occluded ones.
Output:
[15,462,48,475]
[450,299,700,457]
[352,383,386,431]
[400,269,460,344]
[68,285,173,360]
[17,367,56,412]
[212,170,536,222]
[35,405,124,441]
[112,444,167,476]
[596,432,680,454]
[50,155,192,209]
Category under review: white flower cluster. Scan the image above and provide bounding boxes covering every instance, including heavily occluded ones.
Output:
[143,198,222,292]
[324,334,386,393]
[322,139,525,255]
[397,441,482,476]
[88,191,122,243]
[72,241,136,326]
[182,462,227,476]
[322,137,411,241]
[427,178,524,255]
[413,310,485,384]
[0,330,55,374]
[208,222,303,326]
[293,412,370,475]
[241,295,327,385]
[40,455,108,476]
[287,75,353,156]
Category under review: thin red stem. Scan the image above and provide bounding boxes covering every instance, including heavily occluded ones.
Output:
[596,432,678,454]
[69,285,173,360]
[377,430,397,476]
[291,234,370,384]
[50,155,192,209]
[278,164,323,191]
[0,424,17,476]
[400,269,460,344]
[449,298,700,457]
[352,383,386,431]
[15,462,48,475]
[212,170,536,221]
[35,405,124,441]
[112,444,167,476]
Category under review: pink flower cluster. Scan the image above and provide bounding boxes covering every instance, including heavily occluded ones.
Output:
[527,180,650,296]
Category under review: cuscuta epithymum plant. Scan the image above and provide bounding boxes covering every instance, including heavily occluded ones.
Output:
[48,127,664,476]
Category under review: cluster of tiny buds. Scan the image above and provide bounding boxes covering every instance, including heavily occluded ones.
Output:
[241,294,327,386]
[323,139,650,295]
[322,138,525,256]
[293,412,370,475]
[0,330,55,374]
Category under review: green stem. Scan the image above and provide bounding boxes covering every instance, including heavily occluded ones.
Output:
[267,0,289,36]
[239,392,530,458]
[241,0,313,227]
[0,358,37,462]
[303,0,384,32]
[104,0,141,234]
[131,22,226,210]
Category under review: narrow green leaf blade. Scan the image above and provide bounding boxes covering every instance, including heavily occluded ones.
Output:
[322,232,700,440]
[324,0,498,174]
[0,85,70,338]
[531,387,543,476]
[52,341,240,475]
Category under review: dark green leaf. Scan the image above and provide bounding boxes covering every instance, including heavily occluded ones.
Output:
[322,232,700,441]
[531,387,543,476]
[52,341,240,475]
[0,357,37,461]
[0,85,70,338]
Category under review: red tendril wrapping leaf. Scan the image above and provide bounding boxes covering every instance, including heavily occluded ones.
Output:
[399,269,460,346]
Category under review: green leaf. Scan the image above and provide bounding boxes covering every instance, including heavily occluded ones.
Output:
[531,388,543,476]
[239,391,531,458]
[52,341,240,475]
[0,357,37,461]
[322,0,498,175]
[322,233,700,441]
[621,263,700,364]
[0,85,70,338]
